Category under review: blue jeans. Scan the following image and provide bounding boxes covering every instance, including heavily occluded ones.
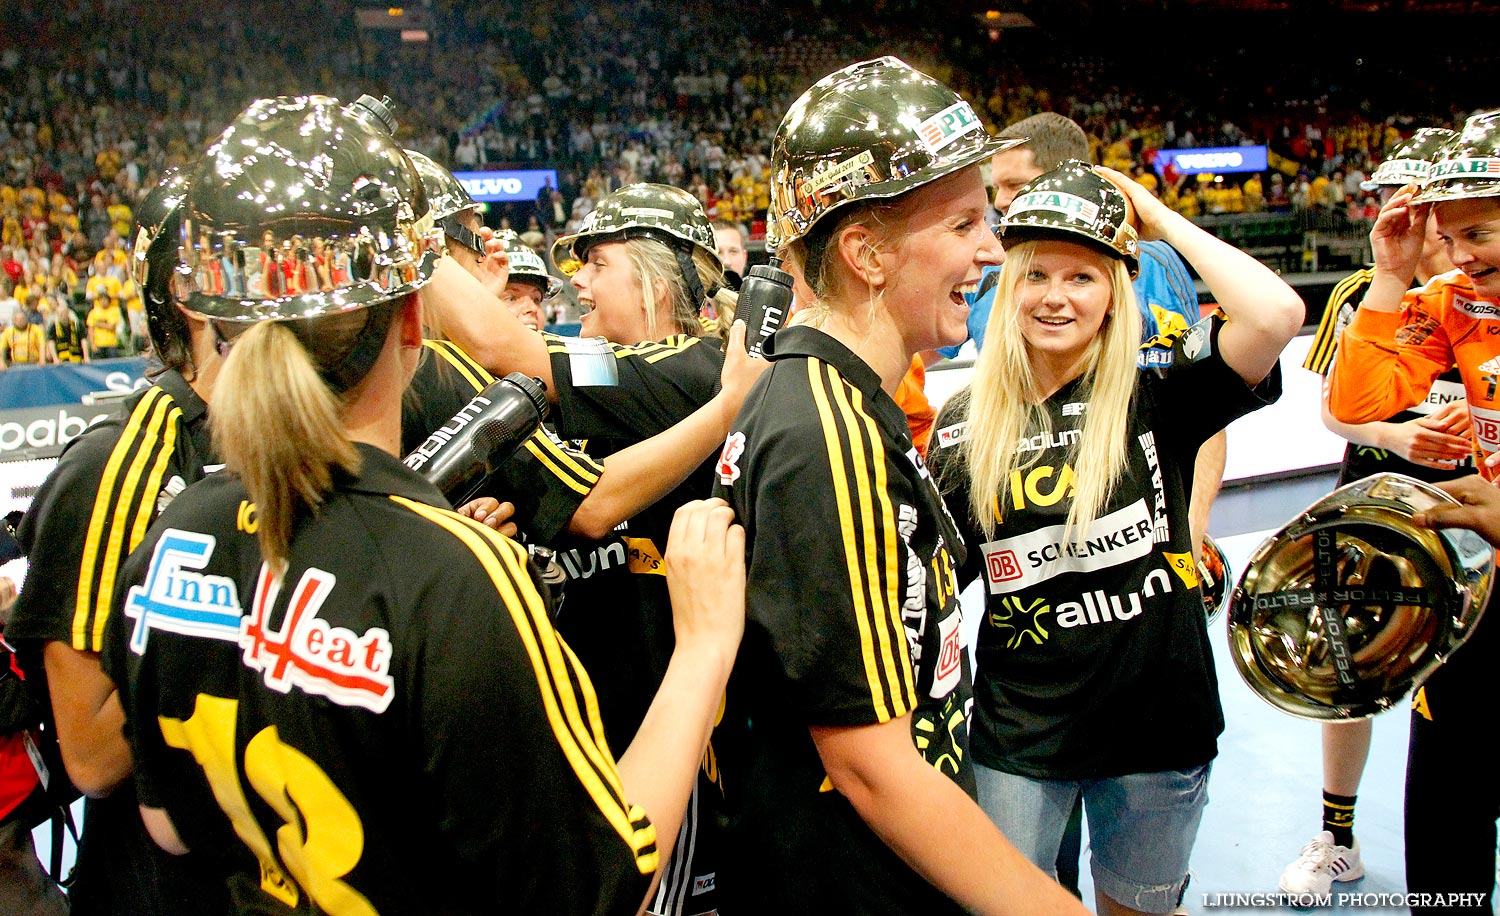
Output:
[974,761,1211,914]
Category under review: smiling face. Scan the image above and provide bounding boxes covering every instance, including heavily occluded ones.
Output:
[1435,196,1500,299]
[1013,239,1118,379]
[500,280,546,331]
[879,166,1003,353]
[571,240,648,343]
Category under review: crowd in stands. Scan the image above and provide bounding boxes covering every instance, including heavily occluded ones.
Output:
[2,0,1494,365]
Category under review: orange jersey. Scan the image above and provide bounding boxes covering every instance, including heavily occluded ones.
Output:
[1327,270,1500,480]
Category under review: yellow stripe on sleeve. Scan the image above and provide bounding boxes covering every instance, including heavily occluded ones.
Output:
[388,497,658,874]
[423,340,494,393]
[73,388,176,651]
[521,432,602,496]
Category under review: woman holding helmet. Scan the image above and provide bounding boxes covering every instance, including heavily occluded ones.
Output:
[709,57,1087,916]
[103,95,743,916]
[927,160,1301,916]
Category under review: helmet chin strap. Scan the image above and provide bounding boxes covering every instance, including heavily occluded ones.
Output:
[672,245,711,311]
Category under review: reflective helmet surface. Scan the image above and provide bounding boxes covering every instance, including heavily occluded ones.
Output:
[132,167,192,289]
[1001,160,1141,278]
[1363,127,1456,190]
[766,56,1022,252]
[177,95,439,323]
[1414,110,1500,203]
[1199,534,1232,625]
[497,229,563,299]
[549,183,719,277]
[1229,473,1493,721]
[404,149,477,221]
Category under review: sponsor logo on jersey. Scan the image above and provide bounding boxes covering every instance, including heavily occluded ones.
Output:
[896,503,929,660]
[1061,402,1087,417]
[156,475,187,514]
[930,608,964,699]
[692,873,717,896]
[1138,346,1175,369]
[979,499,1155,594]
[125,529,243,653]
[1005,463,1077,511]
[1138,431,1170,544]
[716,431,745,486]
[1017,427,1081,454]
[556,540,633,580]
[916,101,980,155]
[1010,190,1100,225]
[1395,314,1440,345]
[1055,566,1172,629]
[1470,403,1500,452]
[241,565,395,713]
[935,421,969,449]
[1181,319,1211,361]
[1479,356,1500,375]
[1411,378,1468,416]
[988,594,1052,648]
[622,536,666,575]
[1450,292,1500,321]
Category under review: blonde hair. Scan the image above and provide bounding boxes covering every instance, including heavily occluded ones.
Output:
[778,199,908,328]
[957,240,1141,542]
[620,237,736,340]
[211,306,396,572]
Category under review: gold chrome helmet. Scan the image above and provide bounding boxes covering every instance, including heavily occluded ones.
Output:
[1002,160,1141,278]
[766,56,1024,252]
[1361,127,1456,191]
[496,229,563,300]
[1414,110,1500,203]
[177,94,439,325]
[405,148,484,257]
[1229,473,1493,720]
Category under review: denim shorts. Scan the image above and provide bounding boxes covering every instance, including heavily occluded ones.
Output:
[974,761,1211,914]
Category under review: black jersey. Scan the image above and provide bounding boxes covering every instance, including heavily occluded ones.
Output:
[1303,268,1471,486]
[102,444,656,916]
[929,315,1279,780]
[711,326,972,916]
[403,339,604,544]
[6,369,227,916]
[544,331,725,916]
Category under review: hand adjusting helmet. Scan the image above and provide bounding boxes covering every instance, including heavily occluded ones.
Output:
[1414,110,1500,203]
[1002,160,1141,278]
[496,229,563,300]
[177,94,440,391]
[1360,127,1456,191]
[1229,473,1493,720]
[767,55,1023,252]
[551,183,721,310]
[405,148,485,258]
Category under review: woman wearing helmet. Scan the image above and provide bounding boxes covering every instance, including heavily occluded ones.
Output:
[1326,110,1500,914]
[708,57,1086,916]
[494,227,562,331]
[102,95,743,916]
[3,167,231,913]
[927,160,1301,916]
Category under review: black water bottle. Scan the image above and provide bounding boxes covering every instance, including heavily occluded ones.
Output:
[403,372,549,505]
[736,259,795,359]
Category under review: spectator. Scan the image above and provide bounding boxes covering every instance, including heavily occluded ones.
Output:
[0,306,46,366]
[85,288,125,359]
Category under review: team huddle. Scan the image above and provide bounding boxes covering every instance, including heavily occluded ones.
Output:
[3,55,1498,916]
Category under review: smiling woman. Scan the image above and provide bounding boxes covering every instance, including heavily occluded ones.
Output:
[927,159,1303,916]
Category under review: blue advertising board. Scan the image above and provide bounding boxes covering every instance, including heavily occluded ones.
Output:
[1154,146,1269,175]
[454,170,560,202]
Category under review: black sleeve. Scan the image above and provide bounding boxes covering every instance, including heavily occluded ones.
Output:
[395,508,656,915]
[478,427,604,545]
[1145,312,1283,464]
[545,333,720,442]
[925,390,985,590]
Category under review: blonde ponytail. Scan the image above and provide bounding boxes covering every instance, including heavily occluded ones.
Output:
[211,319,362,573]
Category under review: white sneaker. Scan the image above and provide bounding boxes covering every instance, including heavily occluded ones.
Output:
[1278,831,1365,896]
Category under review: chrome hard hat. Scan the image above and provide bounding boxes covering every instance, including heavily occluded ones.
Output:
[404,149,477,222]
[766,56,1023,252]
[1414,110,1500,204]
[1361,127,1456,191]
[1199,534,1233,625]
[1002,160,1141,278]
[496,229,563,299]
[549,182,720,277]
[131,167,192,290]
[1229,473,1493,721]
[177,94,440,324]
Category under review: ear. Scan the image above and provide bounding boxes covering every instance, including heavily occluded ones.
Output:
[399,292,424,348]
[835,223,886,288]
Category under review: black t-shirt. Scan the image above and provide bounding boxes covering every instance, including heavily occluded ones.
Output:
[403,339,604,544]
[543,332,723,746]
[6,369,226,916]
[102,444,656,916]
[711,326,972,916]
[929,315,1280,780]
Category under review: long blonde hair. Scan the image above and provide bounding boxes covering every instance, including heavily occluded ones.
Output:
[958,240,1141,542]
[211,302,401,572]
[620,238,737,340]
